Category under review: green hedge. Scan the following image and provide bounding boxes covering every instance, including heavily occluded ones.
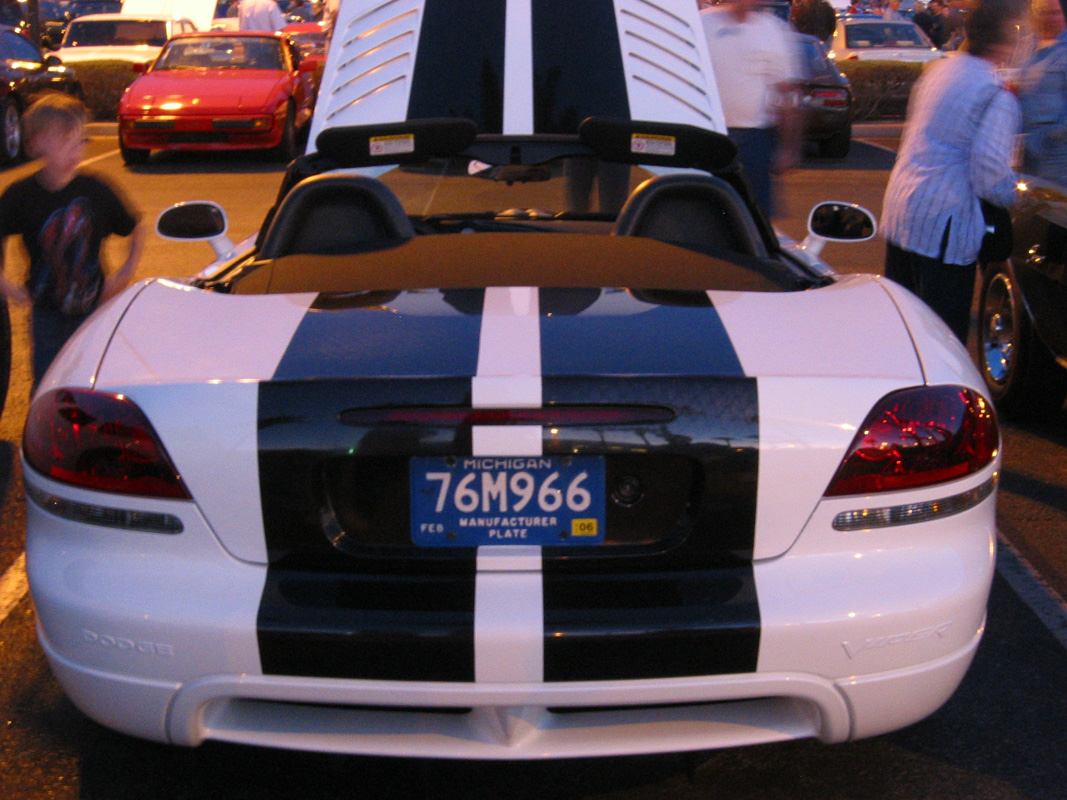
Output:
[69,60,142,121]
[837,60,926,122]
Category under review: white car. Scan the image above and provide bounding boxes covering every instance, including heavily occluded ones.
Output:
[25,0,998,760]
[829,15,945,63]
[54,12,198,64]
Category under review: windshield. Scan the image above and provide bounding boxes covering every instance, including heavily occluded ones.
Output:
[371,156,648,220]
[845,22,930,48]
[64,19,168,47]
[156,37,283,70]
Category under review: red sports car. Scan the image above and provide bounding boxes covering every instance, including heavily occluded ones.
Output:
[117,31,317,164]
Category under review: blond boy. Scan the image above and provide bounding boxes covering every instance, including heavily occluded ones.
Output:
[0,94,143,389]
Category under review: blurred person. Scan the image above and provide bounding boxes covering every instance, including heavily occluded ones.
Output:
[791,0,836,41]
[287,0,315,21]
[881,0,1030,344]
[700,0,803,217]
[942,0,971,48]
[0,94,143,390]
[239,0,284,31]
[914,0,949,47]
[322,0,340,40]
[1018,0,1067,181]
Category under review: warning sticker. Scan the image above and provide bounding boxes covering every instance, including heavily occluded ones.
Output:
[370,134,416,156]
[631,133,677,157]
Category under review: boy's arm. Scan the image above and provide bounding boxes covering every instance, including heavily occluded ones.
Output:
[0,237,30,306]
[100,221,145,304]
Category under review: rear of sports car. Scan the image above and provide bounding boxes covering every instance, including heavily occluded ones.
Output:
[22,265,999,758]
[24,0,999,759]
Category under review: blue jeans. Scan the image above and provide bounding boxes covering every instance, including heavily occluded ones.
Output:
[727,126,776,217]
[31,305,88,391]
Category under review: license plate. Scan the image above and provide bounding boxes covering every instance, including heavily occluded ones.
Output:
[410,456,605,547]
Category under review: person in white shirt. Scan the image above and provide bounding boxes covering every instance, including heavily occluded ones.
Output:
[882,0,1028,344]
[700,0,803,217]
[239,0,285,31]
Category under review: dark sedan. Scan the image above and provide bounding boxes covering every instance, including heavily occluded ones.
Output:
[0,25,82,163]
[795,33,852,159]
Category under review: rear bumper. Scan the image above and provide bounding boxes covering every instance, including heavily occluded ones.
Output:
[26,465,996,757]
[38,622,982,758]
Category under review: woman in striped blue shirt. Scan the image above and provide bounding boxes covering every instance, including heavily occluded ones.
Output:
[882,0,1028,344]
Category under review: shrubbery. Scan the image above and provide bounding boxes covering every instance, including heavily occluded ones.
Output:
[69,60,141,121]
[837,60,925,121]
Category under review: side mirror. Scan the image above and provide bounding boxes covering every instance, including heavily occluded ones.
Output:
[132,61,148,74]
[801,201,877,257]
[156,201,236,259]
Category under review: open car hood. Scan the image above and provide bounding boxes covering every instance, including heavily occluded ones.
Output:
[308,0,727,147]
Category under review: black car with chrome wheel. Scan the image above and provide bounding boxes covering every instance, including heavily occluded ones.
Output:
[0,24,81,164]
[978,178,1067,420]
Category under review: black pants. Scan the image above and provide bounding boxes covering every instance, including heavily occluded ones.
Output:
[885,240,975,345]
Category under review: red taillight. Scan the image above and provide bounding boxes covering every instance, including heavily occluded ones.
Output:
[824,386,999,497]
[811,88,849,108]
[23,388,191,499]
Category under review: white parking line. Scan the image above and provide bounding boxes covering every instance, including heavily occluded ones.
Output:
[0,552,28,626]
[997,533,1067,652]
[82,149,120,167]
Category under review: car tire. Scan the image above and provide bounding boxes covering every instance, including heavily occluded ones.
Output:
[819,125,851,159]
[0,298,10,418]
[978,263,1067,420]
[1,98,21,164]
[273,103,298,163]
[120,139,150,165]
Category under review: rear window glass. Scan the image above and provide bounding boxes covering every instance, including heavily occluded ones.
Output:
[845,23,927,48]
[65,19,168,48]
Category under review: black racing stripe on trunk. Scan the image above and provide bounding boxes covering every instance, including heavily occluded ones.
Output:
[541,374,760,679]
[542,567,760,681]
[258,568,477,681]
[271,290,484,380]
[256,377,479,681]
[532,0,629,133]
[539,291,746,377]
[407,0,506,133]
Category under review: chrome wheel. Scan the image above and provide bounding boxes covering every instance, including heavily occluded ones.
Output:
[981,270,1017,387]
[978,263,1067,419]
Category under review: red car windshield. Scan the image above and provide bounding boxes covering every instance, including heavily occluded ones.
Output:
[156,37,282,70]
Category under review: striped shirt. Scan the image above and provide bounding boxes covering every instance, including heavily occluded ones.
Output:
[882,53,1020,266]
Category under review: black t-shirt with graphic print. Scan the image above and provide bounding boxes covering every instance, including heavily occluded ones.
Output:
[0,172,138,316]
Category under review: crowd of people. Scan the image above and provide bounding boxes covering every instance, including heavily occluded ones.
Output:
[701,0,1067,348]
[214,0,335,32]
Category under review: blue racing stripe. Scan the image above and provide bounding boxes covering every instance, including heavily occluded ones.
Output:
[272,290,484,380]
[539,291,746,377]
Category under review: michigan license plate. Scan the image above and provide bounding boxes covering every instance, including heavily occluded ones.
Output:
[410,456,605,547]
